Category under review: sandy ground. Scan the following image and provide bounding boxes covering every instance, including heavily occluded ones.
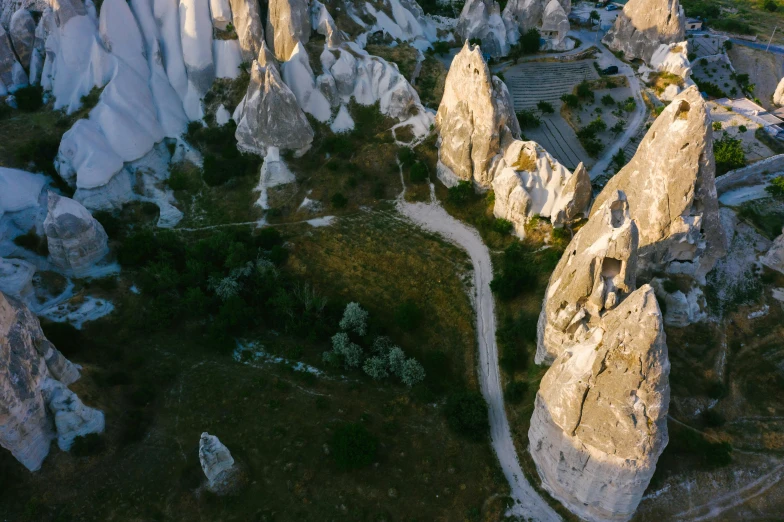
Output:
[728,45,784,110]
[395,169,561,522]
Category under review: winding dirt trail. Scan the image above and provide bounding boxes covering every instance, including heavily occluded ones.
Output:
[395,172,561,521]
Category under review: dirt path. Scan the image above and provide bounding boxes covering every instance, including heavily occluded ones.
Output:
[395,170,561,521]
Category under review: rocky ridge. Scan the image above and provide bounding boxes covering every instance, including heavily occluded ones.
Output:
[0,290,104,471]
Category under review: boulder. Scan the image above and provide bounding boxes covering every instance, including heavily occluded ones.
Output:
[234,57,314,155]
[0,291,102,472]
[0,23,28,93]
[603,0,686,65]
[228,0,266,62]
[9,8,36,70]
[199,432,240,493]
[44,193,109,277]
[435,42,520,188]
[266,0,310,61]
[456,0,509,58]
[529,285,669,522]
[761,228,784,275]
[492,142,590,237]
[591,86,725,284]
[536,190,639,364]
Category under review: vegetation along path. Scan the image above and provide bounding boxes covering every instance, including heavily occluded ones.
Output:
[395,167,561,521]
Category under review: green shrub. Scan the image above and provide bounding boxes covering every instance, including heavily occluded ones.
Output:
[519,28,541,55]
[765,0,778,12]
[447,181,475,205]
[14,85,43,112]
[516,109,541,129]
[15,136,61,177]
[491,241,560,300]
[601,94,615,106]
[410,161,428,183]
[331,193,348,208]
[560,93,580,109]
[738,125,747,133]
[331,422,378,470]
[767,176,784,199]
[537,101,554,114]
[445,391,489,441]
[504,380,529,404]
[712,121,722,132]
[167,165,200,192]
[693,79,727,98]
[714,135,746,174]
[576,80,595,102]
[611,148,626,172]
[493,218,514,235]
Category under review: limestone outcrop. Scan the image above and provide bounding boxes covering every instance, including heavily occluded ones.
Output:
[0,291,104,472]
[456,0,509,58]
[234,51,314,155]
[529,284,669,522]
[762,228,784,275]
[603,0,685,65]
[44,193,109,276]
[435,42,520,187]
[229,0,265,62]
[266,0,310,61]
[536,190,639,364]
[9,8,36,70]
[591,87,725,284]
[492,142,590,236]
[199,432,240,493]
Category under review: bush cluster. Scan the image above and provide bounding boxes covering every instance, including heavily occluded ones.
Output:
[445,392,489,440]
[714,134,745,175]
[490,241,561,300]
[185,121,262,186]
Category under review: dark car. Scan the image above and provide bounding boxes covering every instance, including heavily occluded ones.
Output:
[606,4,619,11]
[601,65,619,75]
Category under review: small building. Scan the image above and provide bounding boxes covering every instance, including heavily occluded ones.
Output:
[686,18,703,31]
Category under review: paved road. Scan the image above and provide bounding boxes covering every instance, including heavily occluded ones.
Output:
[396,172,562,522]
[730,38,784,55]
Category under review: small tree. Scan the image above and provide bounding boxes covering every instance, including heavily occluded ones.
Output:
[520,28,541,54]
[400,358,426,387]
[766,176,784,199]
[714,135,746,174]
[363,356,390,380]
[601,94,615,106]
[712,121,722,132]
[388,347,407,376]
[589,9,601,26]
[331,332,364,367]
[537,101,555,114]
[339,302,368,336]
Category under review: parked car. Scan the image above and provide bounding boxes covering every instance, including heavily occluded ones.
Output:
[606,4,619,11]
[595,2,605,7]
[601,65,619,75]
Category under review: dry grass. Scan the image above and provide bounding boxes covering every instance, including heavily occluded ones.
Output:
[648,71,684,95]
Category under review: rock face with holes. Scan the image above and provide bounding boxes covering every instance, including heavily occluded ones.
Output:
[44,192,109,277]
[591,86,725,284]
[536,190,639,364]
[435,41,520,188]
[266,0,310,61]
[0,290,105,472]
[234,48,314,155]
[492,142,590,237]
[456,0,509,58]
[529,283,669,522]
[199,432,241,493]
[603,0,685,65]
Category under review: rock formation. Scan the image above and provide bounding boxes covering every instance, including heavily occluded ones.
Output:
[456,0,509,58]
[229,0,266,62]
[0,22,28,93]
[0,291,104,471]
[0,257,36,302]
[310,0,343,48]
[492,142,590,236]
[648,41,691,79]
[266,0,310,61]
[502,0,571,48]
[775,77,784,106]
[591,87,725,284]
[529,284,669,522]
[540,0,570,50]
[603,0,686,64]
[435,42,520,187]
[199,432,240,493]
[44,192,109,276]
[209,0,232,30]
[762,229,784,275]
[234,50,314,155]
[536,190,639,364]
[9,8,36,70]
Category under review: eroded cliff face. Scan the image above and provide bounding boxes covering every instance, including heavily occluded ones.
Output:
[435,42,520,188]
[530,284,669,522]
[591,87,725,284]
[0,291,103,472]
[602,0,685,64]
[536,190,639,364]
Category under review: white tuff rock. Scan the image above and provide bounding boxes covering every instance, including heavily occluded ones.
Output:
[0,291,104,471]
[44,193,109,277]
[199,432,240,493]
[775,77,784,106]
[603,0,686,65]
[266,0,310,61]
[435,42,520,187]
[456,0,509,57]
[530,284,669,522]
[9,8,36,70]
[591,86,725,284]
[209,0,232,30]
[492,142,590,236]
[536,190,639,364]
[228,0,266,62]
